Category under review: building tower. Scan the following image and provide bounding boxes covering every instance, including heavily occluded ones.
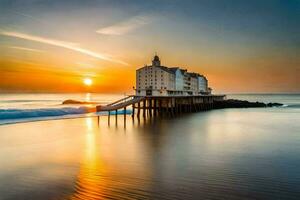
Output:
[152,54,161,66]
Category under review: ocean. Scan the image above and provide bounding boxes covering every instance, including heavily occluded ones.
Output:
[0,93,299,125]
[0,93,299,199]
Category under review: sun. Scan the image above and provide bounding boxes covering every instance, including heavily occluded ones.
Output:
[83,78,93,86]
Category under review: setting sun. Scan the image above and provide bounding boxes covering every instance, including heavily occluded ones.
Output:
[83,78,93,86]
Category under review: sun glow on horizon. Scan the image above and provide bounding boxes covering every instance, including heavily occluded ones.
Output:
[83,78,93,86]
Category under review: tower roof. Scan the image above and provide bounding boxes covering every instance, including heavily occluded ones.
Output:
[153,55,160,61]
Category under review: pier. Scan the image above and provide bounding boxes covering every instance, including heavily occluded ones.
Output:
[95,55,228,124]
[96,95,226,124]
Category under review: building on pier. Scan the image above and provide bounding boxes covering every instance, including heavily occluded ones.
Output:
[136,55,210,96]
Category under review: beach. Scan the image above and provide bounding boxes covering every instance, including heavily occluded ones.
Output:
[0,94,300,199]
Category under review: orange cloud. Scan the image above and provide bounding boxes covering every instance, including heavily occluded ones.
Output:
[0,31,128,65]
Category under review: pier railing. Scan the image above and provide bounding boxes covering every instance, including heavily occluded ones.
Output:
[97,95,144,111]
[106,96,134,107]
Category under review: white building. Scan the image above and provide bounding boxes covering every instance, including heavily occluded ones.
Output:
[136,55,210,96]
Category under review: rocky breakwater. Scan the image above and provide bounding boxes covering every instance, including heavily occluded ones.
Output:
[213,99,283,109]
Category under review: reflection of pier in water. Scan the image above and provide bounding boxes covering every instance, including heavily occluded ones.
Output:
[96,95,225,126]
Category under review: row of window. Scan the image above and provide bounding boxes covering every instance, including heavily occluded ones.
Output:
[139,74,164,78]
[138,78,164,82]
[144,82,164,85]
[138,87,167,90]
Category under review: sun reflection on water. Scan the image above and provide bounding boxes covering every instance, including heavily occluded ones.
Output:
[70,117,109,199]
[85,117,93,131]
[69,116,153,200]
[85,93,91,102]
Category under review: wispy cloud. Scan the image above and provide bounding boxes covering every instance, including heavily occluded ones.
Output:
[0,31,128,65]
[11,10,46,24]
[96,15,152,36]
[9,46,44,53]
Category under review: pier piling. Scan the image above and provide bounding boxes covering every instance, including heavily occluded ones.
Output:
[115,110,118,125]
[108,111,111,125]
[124,106,126,127]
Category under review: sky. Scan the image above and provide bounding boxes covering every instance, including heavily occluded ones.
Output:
[0,0,299,93]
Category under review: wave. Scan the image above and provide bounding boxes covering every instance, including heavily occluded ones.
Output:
[0,106,132,125]
[0,107,90,120]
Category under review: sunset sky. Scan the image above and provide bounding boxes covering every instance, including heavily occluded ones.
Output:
[0,0,299,93]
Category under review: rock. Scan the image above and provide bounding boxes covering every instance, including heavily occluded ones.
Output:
[62,99,97,105]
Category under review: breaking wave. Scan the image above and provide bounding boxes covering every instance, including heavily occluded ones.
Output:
[0,107,92,125]
[0,106,132,125]
[0,107,90,120]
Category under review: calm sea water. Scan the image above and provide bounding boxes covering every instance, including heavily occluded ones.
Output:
[0,93,299,199]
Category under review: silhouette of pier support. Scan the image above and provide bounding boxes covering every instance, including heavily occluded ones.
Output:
[130,95,225,119]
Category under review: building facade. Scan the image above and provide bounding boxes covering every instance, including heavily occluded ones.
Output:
[136,55,210,96]
[198,75,208,94]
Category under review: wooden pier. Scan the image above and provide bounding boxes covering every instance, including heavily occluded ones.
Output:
[96,95,226,123]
